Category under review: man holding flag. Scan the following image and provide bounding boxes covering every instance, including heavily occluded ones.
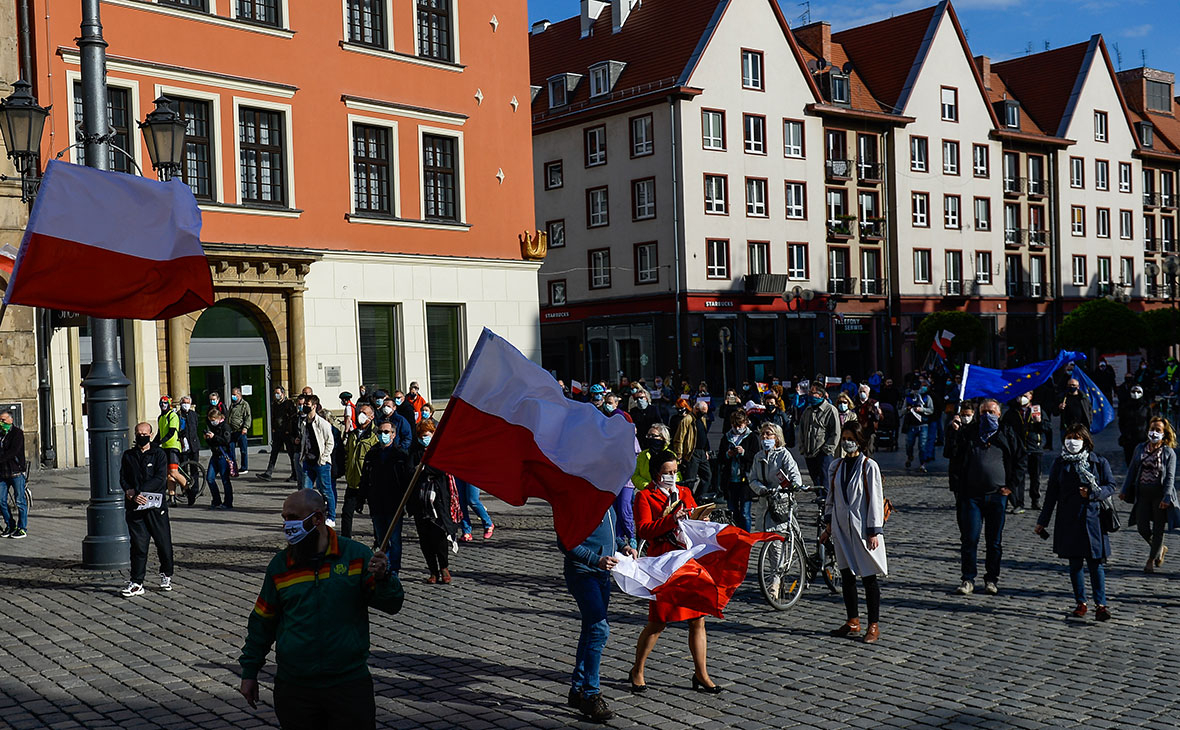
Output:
[1057,377,1093,433]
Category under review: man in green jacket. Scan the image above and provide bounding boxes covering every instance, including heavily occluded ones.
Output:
[238,489,403,728]
[341,405,379,538]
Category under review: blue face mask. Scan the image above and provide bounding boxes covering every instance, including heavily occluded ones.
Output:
[808,395,823,406]
[378,432,393,445]
[421,434,433,446]
[919,386,928,394]
[395,397,404,406]
[980,412,1000,438]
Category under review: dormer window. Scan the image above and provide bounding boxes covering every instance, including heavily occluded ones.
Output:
[829,72,850,106]
[589,65,609,97]
[548,76,567,108]
[1138,121,1155,148]
[1147,80,1172,112]
[1004,101,1020,129]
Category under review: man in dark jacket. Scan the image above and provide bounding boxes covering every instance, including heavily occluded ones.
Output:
[0,410,28,539]
[1118,383,1152,465]
[359,421,412,573]
[757,391,794,449]
[1056,376,1092,432]
[947,398,1026,596]
[179,396,201,464]
[260,386,299,482]
[119,422,174,597]
[1001,391,1052,513]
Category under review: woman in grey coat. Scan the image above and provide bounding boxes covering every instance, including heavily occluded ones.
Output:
[1119,416,1178,573]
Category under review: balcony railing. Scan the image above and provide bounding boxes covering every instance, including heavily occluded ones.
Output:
[859,219,885,240]
[1006,279,1021,297]
[1024,281,1045,298]
[1027,177,1047,197]
[1004,228,1027,247]
[1003,176,1025,195]
[1144,192,1161,207]
[1145,236,1160,253]
[943,279,964,296]
[1148,282,1174,298]
[743,273,790,295]
[826,159,853,181]
[1164,238,1178,254]
[1163,193,1177,209]
[827,277,858,295]
[861,278,882,296]
[826,218,855,240]
[857,160,884,182]
[1028,229,1048,247]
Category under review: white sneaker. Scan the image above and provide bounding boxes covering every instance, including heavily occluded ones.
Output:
[325,519,337,528]
[121,582,145,597]
[956,580,974,595]
[160,574,173,591]
[239,469,249,475]
[984,581,999,595]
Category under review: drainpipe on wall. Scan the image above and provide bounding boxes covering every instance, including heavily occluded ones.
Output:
[17,0,35,81]
[1049,150,1063,342]
[669,96,682,371]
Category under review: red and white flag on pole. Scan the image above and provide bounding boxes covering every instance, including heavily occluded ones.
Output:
[425,329,637,547]
[0,243,16,279]
[3,160,214,319]
[931,329,956,359]
[611,520,783,618]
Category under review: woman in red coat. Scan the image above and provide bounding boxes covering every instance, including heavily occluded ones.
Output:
[628,452,720,693]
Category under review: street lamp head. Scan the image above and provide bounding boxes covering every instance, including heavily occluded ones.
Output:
[0,79,50,174]
[139,96,187,180]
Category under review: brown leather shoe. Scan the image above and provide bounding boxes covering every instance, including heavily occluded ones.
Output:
[830,618,860,637]
[863,623,880,643]
[440,569,452,584]
[426,574,438,584]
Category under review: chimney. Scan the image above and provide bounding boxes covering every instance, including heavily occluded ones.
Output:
[581,0,608,38]
[794,21,831,65]
[612,0,637,33]
[975,55,991,90]
[530,19,550,35]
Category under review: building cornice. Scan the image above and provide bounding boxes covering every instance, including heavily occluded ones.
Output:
[532,84,702,134]
[989,129,1075,148]
[804,104,914,126]
[57,47,298,98]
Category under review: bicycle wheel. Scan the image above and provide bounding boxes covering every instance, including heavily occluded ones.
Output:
[819,540,841,594]
[757,533,807,610]
[179,460,207,500]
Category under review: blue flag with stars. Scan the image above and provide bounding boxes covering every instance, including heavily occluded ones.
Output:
[960,351,1086,402]
[1072,366,1116,433]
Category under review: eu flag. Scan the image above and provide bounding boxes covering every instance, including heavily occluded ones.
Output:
[1073,367,1116,433]
[960,351,1086,402]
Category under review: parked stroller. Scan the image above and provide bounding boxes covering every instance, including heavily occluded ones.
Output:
[874,402,899,451]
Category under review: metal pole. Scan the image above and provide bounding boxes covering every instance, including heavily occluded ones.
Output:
[79,0,130,569]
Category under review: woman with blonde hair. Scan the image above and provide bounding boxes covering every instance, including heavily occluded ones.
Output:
[835,392,858,427]
[747,422,803,532]
[1120,416,1177,573]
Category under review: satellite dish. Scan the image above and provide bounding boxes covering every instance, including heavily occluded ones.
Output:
[842,61,853,74]
[816,58,828,70]
[806,59,820,72]
[1146,261,1160,277]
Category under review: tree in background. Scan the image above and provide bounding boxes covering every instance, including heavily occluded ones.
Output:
[1056,299,1147,353]
[916,311,987,360]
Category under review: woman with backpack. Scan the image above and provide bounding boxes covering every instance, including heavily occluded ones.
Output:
[1035,425,1117,620]
[1119,416,1177,573]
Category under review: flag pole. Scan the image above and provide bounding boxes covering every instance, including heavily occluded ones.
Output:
[958,364,970,403]
[0,302,8,331]
[375,462,425,554]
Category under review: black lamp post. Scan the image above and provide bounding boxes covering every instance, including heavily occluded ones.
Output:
[0,78,50,202]
[138,95,187,181]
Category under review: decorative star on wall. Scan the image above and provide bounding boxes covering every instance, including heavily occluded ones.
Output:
[496,168,505,184]
[510,96,519,112]
[474,88,484,105]
[490,15,499,32]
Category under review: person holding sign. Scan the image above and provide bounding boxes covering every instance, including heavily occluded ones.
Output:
[118,421,175,598]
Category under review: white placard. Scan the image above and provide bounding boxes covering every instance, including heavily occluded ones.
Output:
[136,492,164,511]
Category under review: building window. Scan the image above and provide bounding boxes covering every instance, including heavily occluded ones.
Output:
[910,136,928,172]
[1029,206,1046,244]
[972,144,989,178]
[1029,256,1045,295]
[826,188,848,227]
[549,280,566,306]
[1028,155,1045,195]
[589,248,611,289]
[630,114,653,157]
[546,219,565,248]
[702,110,725,150]
[940,86,958,121]
[857,133,879,179]
[587,186,609,227]
[862,249,881,294]
[584,125,607,167]
[1096,208,1111,238]
[1121,257,1134,287]
[944,195,961,229]
[1119,162,1132,193]
[974,197,991,231]
[425,303,464,399]
[422,133,459,221]
[942,140,959,175]
[912,192,929,227]
[1147,80,1172,112]
[704,174,728,214]
[741,50,763,90]
[632,178,656,220]
[829,72,850,105]
[1094,110,1107,142]
[788,243,808,280]
[1004,202,1020,244]
[706,239,730,279]
[635,242,658,284]
[914,249,931,284]
[589,64,609,98]
[1163,217,1175,248]
[975,251,992,284]
[237,0,281,27]
[1096,159,1109,191]
[417,0,454,62]
[161,0,208,8]
[347,0,386,48]
[858,191,880,236]
[828,247,849,292]
[945,251,962,292]
[745,177,768,217]
[1120,210,1133,239]
[783,119,804,157]
[358,304,401,396]
[1070,157,1084,188]
[239,106,286,206]
[73,83,132,174]
[743,114,766,154]
[1005,254,1022,296]
[173,97,214,202]
[1071,255,1086,286]
[748,241,769,275]
[1163,171,1176,206]
[1144,169,1156,203]
[785,181,806,219]
[1097,257,1112,293]
[1004,101,1020,128]
[1145,215,1156,247]
[352,123,392,215]
[548,77,567,108]
[544,160,563,190]
[1071,205,1085,236]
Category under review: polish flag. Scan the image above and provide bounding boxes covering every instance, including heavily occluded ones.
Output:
[570,379,583,395]
[3,160,214,320]
[0,243,16,278]
[425,329,637,547]
[611,520,783,618]
[932,329,956,359]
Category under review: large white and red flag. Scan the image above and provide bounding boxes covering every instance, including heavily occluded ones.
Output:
[611,520,783,618]
[3,160,214,319]
[425,328,637,547]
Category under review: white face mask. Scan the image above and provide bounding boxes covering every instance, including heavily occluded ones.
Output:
[841,439,858,454]
[180,403,191,411]
[1064,439,1084,454]
[659,473,676,491]
[283,514,316,545]
[858,392,868,402]
[1018,396,1029,406]
[963,414,974,424]
[1131,390,1143,400]
[382,405,393,415]
[357,412,369,426]
[762,438,775,451]
[1148,430,1164,443]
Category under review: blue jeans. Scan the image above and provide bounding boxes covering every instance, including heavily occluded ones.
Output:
[905,425,929,464]
[957,493,1007,583]
[1069,557,1107,606]
[302,461,336,521]
[207,453,233,507]
[921,422,938,463]
[372,514,403,573]
[726,489,751,531]
[458,479,493,534]
[564,569,611,698]
[0,474,28,530]
[233,431,249,470]
[805,454,833,490]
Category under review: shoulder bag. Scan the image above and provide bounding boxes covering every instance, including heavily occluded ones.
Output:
[857,458,893,523]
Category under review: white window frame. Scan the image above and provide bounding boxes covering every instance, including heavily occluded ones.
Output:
[585,126,607,167]
[910,136,927,172]
[1120,210,1133,240]
[743,114,766,154]
[741,50,763,90]
[340,0,394,50]
[549,279,566,305]
[237,0,291,29]
[783,120,804,158]
[635,242,658,284]
[589,64,610,98]
[747,241,769,275]
[1070,157,1084,189]
[702,110,725,150]
[745,177,768,217]
[942,140,959,175]
[1095,160,1109,191]
[912,192,929,227]
[630,115,653,157]
[940,87,958,121]
[944,195,960,229]
[1094,110,1108,142]
[1120,257,1133,287]
[704,175,728,214]
[233,95,298,212]
[972,144,989,177]
[633,178,656,220]
[914,250,931,284]
[1096,208,1110,238]
[415,123,466,224]
[411,0,461,64]
[590,249,611,289]
[346,113,401,218]
[785,182,805,219]
[1072,255,1086,286]
[1119,162,1132,193]
[588,187,609,227]
[1071,205,1085,236]
[974,251,992,284]
[706,239,730,279]
[787,243,808,280]
[548,76,567,108]
[1098,257,1112,289]
[156,82,226,205]
[543,160,563,190]
[547,219,565,248]
[974,197,991,231]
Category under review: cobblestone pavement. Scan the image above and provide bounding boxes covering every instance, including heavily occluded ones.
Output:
[1,430,1178,729]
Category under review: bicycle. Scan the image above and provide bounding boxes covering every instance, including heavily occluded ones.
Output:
[756,483,840,610]
[176,457,208,505]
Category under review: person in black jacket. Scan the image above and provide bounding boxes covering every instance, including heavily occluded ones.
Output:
[0,410,28,539]
[259,386,299,482]
[947,398,1026,596]
[119,422,175,597]
[407,421,459,584]
[715,410,760,530]
[204,408,235,510]
[1056,377,1092,432]
[628,390,660,438]
[359,419,412,574]
[756,391,795,449]
[1001,391,1052,513]
[1117,384,1153,466]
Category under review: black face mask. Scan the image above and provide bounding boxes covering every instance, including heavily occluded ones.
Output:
[645,436,666,451]
[135,433,151,447]
[301,405,312,415]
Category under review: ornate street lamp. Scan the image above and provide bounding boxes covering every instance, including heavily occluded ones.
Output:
[138,95,187,181]
[0,78,51,202]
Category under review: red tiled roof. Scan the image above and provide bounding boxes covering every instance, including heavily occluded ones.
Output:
[991,41,1092,138]
[529,1,724,117]
[979,65,1049,137]
[1118,73,1180,156]
[830,5,938,112]
[794,31,888,114]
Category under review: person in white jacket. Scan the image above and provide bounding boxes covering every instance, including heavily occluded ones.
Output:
[299,395,338,526]
[747,423,803,532]
[821,421,887,644]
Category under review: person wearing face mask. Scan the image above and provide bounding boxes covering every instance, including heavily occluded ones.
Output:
[377,397,412,451]
[118,422,174,597]
[405,382,427,420]
[359,421,413,573]
[338,392,357,434]
[178,396,201,475]
[715,411,760,530]
[901,384,934,473]
[1094,359,1116,401]
[835,392,858,428]
[1036,426,1116,620]
[299,395,338,526]
[1120,417,1178,574]
[392,389,416,429]
[227,387,253,475]
[821,421,887,643]
[1117,384,1153,466]
[208,391,227,416]
[238,489,402,728]
[670,398,697,466]
[947,399,1025,596]
[628,390,659,436]
[943,402,976,491]
[748,423,802,536]
[1056,377,1092,433]
[632,424,679,490]
[407,421,461,584]
[259,387,299,483]
[757,393,795,450]
[0,411,27,540]
[418,405,437,427]
[601,393,634,424]
[1001,390,1053,513]
[854,385,881,448]
[840,375,858,399]
[631,452,720,694]
[800,383,840,490]
[154,395,188,502]
[203,408,235,510]
[341,406,379,539]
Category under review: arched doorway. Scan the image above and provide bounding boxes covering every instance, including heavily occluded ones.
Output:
[189,303,271,446]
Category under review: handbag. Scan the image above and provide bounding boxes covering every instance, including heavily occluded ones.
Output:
[768,490,793,523]
[1098,496,1121,534]
[219,447,239,478]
